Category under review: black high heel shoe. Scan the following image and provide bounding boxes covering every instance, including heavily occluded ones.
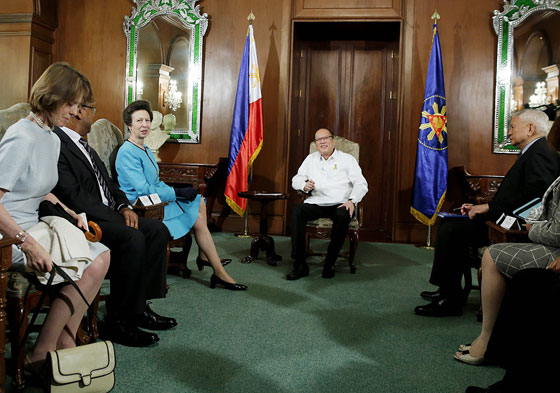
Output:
[196,256,232,271]
[209,274,247,290]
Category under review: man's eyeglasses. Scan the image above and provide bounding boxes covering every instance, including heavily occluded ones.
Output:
[315,136,333,143]
[81,105,96,114]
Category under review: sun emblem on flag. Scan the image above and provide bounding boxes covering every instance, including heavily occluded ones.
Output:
[250,64,260,88]
[420,101,447,144]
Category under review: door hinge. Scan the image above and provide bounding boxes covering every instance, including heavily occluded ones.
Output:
[389,91,397,100]
[300,50,304,58]
[388,130,391,140]
[297,128,301,137]
[391,50,399,59]
[297,89,303,98]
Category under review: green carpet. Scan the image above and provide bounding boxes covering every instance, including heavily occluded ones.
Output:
[7,234,503,392]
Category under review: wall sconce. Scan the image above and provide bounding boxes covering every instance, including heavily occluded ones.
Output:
[164,79,182,112]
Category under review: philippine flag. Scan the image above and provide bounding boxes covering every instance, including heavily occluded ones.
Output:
[224,24,263,216]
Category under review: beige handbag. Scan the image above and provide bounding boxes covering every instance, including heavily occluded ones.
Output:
[49,340,115,393]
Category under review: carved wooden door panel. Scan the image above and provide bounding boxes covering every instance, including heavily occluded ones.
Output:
[288,27,399,241]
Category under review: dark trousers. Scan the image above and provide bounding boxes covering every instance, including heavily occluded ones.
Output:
[291,203,351,265]
[486,269,560,392]
[429,217,489,302]
[98,216,169,318]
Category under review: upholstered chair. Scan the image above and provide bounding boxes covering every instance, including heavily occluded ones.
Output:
[88,118,124,181]
[304,136,363,274]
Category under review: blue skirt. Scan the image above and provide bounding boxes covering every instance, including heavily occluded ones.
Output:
[163,194,202,239]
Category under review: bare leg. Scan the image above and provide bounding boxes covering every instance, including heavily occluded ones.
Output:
[457,249,506,358]
[192,199,236,283]
[27,251,110,363]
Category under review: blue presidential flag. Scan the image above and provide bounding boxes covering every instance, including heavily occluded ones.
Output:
[410,23,448,226]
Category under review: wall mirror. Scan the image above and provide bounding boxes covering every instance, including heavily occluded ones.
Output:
[124,0,208,143]
[492,0,560,153]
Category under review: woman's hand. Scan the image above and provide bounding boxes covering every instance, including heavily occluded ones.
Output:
[67,208,87,231]
[548,256,560,274]
[22,239,52,273]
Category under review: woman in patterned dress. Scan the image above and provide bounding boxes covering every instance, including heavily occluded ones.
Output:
[455,175,560,365]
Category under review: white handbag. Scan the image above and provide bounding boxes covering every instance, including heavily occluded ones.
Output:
[49,340,115,393]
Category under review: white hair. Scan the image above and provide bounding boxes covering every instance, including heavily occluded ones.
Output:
[513,109,551,136]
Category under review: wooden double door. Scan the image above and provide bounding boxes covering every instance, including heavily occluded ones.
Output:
[288,22,400,241]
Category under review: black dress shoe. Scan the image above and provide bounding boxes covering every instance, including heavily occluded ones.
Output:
[209,274,247,290]
[196,256,232,271]
[321,263,335,279]
[420,288,442,302]
[136,302,178,330]
[101,317,159,347]
[414,298,462,317]
[287,263,309,280]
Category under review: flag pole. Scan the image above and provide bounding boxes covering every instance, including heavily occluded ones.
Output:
[234,10,257,239]
[420,9,441,251]
[235,166,252,238]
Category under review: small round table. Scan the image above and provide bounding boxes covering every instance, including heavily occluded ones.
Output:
[237,191,288,265]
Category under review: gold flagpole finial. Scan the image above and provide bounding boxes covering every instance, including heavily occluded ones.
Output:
[431,9,440,24]
[248,10,255,25]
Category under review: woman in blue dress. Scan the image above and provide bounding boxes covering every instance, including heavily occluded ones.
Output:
[115,100,246,290]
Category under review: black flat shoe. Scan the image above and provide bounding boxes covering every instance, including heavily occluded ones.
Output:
[210,274,247,290]
[287,263,309,280]
[414,298,463,317]
[135,302,178,330]
[420,288,442,302]
[196,256,232,271]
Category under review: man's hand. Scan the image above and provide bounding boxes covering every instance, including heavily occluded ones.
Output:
[303,180,315,193]
[120,208,138,229]
[338,200,355,217]
[461,203,489,220]
[548,257,560,274]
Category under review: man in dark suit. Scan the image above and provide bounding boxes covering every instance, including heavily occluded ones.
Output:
[415,109,560,317]
[52,99,176,346]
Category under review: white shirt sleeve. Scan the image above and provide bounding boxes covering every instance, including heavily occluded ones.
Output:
[292,154,312,191]
[347,156,368,204]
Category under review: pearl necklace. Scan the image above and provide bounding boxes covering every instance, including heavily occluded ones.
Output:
[29,111,53,132]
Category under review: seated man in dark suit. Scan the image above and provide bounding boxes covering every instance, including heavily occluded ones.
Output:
[415,109,560,317]
[52,97,176,347]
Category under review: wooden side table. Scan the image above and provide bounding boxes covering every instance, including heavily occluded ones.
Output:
[237,191,288,266]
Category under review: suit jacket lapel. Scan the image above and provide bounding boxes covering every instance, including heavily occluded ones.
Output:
[54,126,98,179]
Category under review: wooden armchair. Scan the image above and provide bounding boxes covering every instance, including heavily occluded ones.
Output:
[303,137,362,274]
[443,166,505,302]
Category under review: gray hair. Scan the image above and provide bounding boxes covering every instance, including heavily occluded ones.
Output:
[513,109,551,136]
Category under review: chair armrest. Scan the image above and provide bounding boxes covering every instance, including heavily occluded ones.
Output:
[133,202,168,221]
[0,237,20,249]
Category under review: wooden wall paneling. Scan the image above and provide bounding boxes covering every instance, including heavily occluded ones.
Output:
[393,0,516,243]
[0,0,57,109]
[293,0,402,19]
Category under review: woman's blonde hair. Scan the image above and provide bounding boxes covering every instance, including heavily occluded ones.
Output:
[29,62,92,115]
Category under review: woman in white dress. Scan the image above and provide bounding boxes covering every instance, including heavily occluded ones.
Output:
[0,63,110,371]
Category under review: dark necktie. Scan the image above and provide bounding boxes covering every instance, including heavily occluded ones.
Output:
[79,138,116,208]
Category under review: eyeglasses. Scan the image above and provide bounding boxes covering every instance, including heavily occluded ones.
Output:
[81,105,96,114]
[315,136,333,143]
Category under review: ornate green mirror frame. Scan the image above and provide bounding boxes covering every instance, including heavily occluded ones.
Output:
[123,0,208,143]
[492,0,560,153]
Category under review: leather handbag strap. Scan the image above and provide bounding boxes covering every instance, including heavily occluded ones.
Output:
[22,262,91,345]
